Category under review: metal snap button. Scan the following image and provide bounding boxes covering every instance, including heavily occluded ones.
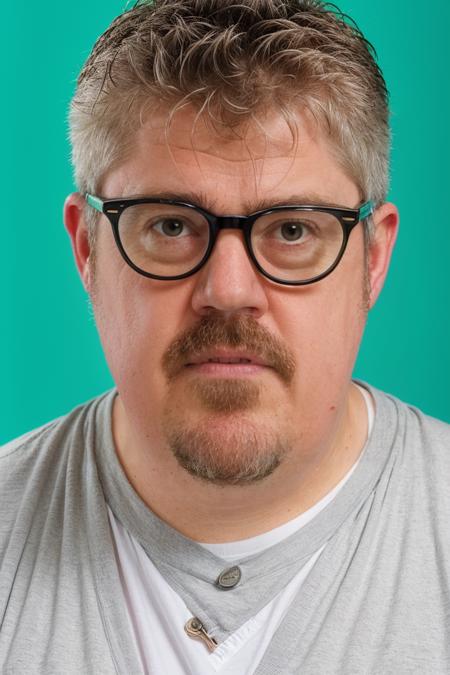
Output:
[216,565,242,589]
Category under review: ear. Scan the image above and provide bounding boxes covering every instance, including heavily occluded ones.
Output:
[64,192,93,293]
[367,202,399,309]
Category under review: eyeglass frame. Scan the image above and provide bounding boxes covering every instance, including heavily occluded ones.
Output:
[85,193,374,286]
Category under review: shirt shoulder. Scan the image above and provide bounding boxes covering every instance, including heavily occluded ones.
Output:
[363,383,450,517]
[0,417,62,461]
[0,389,115,458]
[361,381,450,447]
[0,390,115,549]
[385,388,449,449]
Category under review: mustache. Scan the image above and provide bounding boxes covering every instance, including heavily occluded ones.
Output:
[162,313,296,384]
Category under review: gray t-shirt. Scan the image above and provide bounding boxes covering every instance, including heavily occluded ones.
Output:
[1,383,450,674]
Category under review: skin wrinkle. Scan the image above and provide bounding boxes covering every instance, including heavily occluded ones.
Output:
[189,99,211,179]
[241,127,260,197]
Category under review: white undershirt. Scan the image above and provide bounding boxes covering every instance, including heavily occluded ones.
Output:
[108,385,374,675]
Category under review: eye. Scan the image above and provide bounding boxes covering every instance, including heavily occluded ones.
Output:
[272,219,315,243]
[153,218,191,237]
[279,221,307,241]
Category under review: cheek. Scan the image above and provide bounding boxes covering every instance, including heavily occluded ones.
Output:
[92,256,195,393]
[314,280,366,374]
[279,259,366,391]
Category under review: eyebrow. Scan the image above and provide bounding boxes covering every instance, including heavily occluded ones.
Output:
[116,190,357,213]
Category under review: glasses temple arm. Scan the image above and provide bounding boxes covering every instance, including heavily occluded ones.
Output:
[85,193,104,213]
[359,200,374,221]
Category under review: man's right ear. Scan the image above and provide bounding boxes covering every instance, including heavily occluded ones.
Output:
[64,192,93,293]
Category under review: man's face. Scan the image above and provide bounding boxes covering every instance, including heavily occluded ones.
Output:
[84,106,385,485]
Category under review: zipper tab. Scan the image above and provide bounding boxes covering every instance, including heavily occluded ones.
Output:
[184,617,218,652]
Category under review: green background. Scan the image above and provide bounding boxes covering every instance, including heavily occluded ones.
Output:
[2,1,449,443]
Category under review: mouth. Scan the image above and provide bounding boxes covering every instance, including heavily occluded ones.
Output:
[185,351,270,376]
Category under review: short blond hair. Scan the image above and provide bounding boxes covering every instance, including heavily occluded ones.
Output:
[70,0,389,240]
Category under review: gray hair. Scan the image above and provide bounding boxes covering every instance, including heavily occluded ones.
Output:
[69,0,390,243]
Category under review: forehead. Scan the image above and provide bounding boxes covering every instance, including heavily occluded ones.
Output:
[101,105,360,212]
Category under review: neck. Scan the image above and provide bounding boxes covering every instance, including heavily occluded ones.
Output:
[112,382,369,543]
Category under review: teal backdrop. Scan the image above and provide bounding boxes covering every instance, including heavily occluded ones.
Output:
[2,1,449,443]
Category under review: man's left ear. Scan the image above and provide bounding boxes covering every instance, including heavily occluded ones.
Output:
[367,202,399,309]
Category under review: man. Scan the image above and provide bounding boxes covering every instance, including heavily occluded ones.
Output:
[1,0,449,673]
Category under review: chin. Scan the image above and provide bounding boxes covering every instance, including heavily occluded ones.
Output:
[162,408,292,486]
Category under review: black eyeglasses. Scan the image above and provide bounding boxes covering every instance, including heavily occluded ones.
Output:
[85,194,373,286]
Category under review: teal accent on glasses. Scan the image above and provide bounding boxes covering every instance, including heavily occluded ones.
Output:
[85,193,104,212]
[359,201,374,220]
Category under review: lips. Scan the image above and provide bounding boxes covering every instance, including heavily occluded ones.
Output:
[185,351,269,368]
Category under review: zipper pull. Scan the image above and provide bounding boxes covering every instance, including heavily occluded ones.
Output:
[184,617,218,652]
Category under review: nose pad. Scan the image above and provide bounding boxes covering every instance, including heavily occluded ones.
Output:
[191,230,269,317]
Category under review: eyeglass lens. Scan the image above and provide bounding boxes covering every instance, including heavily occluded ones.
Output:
[117,203,345,282]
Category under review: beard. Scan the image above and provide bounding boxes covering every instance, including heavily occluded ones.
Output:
[163,404,292,486]
[160,313,296,486]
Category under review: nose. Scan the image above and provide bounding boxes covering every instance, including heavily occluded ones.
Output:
[191,230,269,318]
